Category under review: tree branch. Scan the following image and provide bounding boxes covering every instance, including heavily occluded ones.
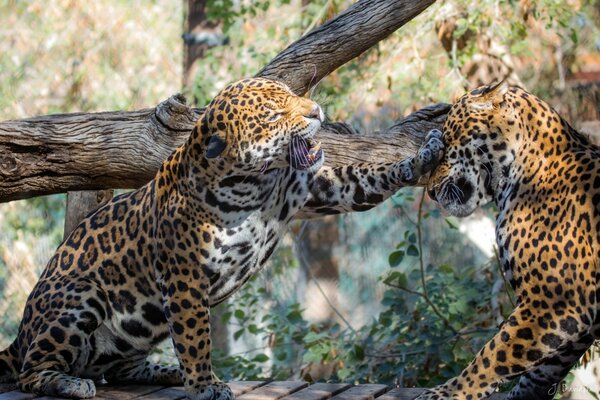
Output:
[257,0,437,95]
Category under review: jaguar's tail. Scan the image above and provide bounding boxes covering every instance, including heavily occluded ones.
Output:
[0,341,19,383]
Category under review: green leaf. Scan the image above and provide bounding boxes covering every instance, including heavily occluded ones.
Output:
[234,309,246,319]
[439,264,453,274]
[253,353,269,363]
[303,351,322,364]
[408,233,417,243]
[445,217,459,230]
[337,368,352,380]
[570,29,579,45]
[303,331,325,345]
[383,271,408,289]
[233,328,245,341]
[395,240,406,249]
[407,245,419,257]
[286,309,303,324]
[354,344,365,360]
[454,18,469,37]
[248,324,258,334]
[221,311,232,324]
[388,250,405,267]
[425,209,441,219]
[275,350,287,361]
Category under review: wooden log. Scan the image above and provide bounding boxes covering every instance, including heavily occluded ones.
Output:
[0,0,443,204]
[0,99,448,203]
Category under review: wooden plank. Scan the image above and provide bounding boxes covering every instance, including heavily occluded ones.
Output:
[378,388,508,400]
[0,383,510,400]
[330,384,389,400]
[94,384,166,400]
[134,386,186,400]
[376,388,424,400]
[134,381,269,399]
[237,381,308,400]
[0,391,35,400]
[229,381,270,397]
[281,383,353,400]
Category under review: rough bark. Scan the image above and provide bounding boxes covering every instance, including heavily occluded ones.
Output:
[0,0,442,203]
[0,98,449,202]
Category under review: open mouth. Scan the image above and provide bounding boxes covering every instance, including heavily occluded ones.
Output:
[289,136,324,170]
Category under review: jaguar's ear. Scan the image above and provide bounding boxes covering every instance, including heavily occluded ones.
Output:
[470,80,509,111]
[205,135,227,159]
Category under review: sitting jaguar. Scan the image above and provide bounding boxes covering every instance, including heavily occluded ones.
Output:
[0,77,444,400]
[421,82,599,399]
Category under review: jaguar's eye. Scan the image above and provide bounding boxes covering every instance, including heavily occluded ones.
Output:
[267,113,282,123]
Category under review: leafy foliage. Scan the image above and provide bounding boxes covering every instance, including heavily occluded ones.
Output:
[211,189,513,388]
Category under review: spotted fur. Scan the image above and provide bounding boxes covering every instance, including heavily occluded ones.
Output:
[0,78,444,399]
[420,82,600,399]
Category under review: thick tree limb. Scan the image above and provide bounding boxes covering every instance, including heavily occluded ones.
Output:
[0,0,442,203]
[257,0,436,95]
[0,97,449,202]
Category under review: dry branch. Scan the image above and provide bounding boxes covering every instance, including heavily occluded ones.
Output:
[257,0,436,95]
[0,0,444,203]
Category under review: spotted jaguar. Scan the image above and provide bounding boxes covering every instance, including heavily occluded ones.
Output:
[0,77,444,399]
[421,82,600,399]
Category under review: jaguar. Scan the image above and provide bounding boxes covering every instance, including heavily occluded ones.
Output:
[421,82,599,399]
[0,77,444,400]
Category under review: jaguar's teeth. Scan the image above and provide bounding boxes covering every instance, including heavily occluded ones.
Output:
[307,141,321,161]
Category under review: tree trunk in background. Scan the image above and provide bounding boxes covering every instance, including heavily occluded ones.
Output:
[63,190,114,239]
[182,0,221,99]
[294,217,340,321]
[182,0,229,355]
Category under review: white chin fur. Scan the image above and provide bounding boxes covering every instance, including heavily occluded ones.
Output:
[442,201,477,218]
[306,153,325,173]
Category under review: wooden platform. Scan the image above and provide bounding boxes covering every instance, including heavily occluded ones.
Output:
[0,381,508,400]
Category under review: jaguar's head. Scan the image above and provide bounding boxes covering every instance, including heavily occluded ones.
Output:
[428,81,518,217]
[192,77,325,173]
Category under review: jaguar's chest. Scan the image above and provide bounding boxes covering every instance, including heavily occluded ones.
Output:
[201,169,312,304]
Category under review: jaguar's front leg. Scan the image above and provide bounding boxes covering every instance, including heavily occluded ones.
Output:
[160,268,233,400]
[298,129,444,217]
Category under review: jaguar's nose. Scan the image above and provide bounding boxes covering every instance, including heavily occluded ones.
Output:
[306,105,323,122]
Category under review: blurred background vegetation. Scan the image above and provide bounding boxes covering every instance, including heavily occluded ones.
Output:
[0,0,599,397]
